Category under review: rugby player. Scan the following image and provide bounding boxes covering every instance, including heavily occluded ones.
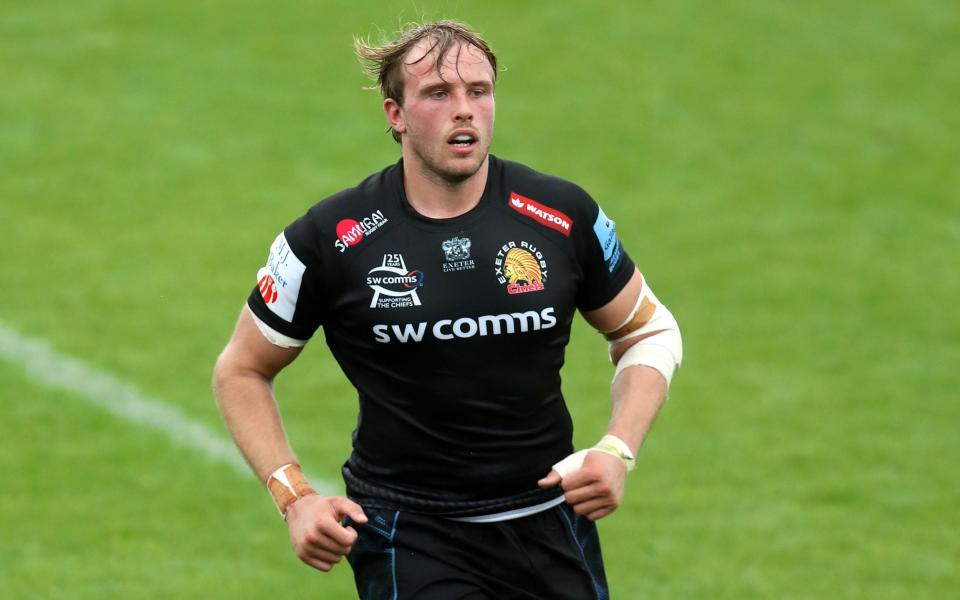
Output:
[213,20,682,599]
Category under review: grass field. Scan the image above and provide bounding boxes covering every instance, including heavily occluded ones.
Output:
[2,0,958,597]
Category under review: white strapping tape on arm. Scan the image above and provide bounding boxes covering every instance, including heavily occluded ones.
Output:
[606,279,682,386]
[613,314,681,385]
[247,305,308,349]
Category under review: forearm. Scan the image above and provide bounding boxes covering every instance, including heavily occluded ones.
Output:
[213,364,296,483]
[606,365,668,455]
[541,363,667,520]
[213,309,362,572]
[215,362,367,572]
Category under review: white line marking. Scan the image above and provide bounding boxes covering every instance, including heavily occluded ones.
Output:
[0,321,338,496]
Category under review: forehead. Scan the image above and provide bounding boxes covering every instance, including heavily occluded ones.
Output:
[402,40,494,87]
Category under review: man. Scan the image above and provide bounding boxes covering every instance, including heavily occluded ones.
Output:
[213,20,681,599]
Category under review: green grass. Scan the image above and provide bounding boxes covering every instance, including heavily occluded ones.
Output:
[2,0,958,597]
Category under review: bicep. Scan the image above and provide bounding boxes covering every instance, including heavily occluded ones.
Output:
[581,268,681,368]
[581,268,642,333]
[217,307,304,381]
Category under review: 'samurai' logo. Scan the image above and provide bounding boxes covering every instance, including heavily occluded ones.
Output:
[441,236,475,272]
[334,210,388,253]
[367,253,424,308]
[494,241,547,295]
[258,274,279,304]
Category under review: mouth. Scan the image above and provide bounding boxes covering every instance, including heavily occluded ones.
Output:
[447,130,478,151]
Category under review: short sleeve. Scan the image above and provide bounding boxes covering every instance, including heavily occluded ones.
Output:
[246,219,326,342]
[574,200,636,311]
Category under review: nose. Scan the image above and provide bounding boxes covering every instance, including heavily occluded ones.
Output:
[452,90,473,122]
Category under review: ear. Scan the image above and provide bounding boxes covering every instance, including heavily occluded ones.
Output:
[383,98,406,136]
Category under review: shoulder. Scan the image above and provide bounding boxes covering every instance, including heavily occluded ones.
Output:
[496,158,592,203]
[285,161,401,255]
[299,161,400,228]
[492,156,600,239]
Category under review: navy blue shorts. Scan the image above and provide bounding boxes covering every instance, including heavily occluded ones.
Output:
[345,503,609,600]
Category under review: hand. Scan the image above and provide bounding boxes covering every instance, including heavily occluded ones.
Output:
[285,494,368,571]
[537,451,627,521]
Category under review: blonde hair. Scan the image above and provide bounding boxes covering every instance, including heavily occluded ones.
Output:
[355,20,498,143]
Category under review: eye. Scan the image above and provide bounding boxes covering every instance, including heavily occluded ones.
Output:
[430,90,447,99]
[470,88,488,97]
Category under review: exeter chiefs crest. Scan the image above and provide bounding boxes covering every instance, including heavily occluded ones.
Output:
[494,240,548,295]
[367,253,424,308]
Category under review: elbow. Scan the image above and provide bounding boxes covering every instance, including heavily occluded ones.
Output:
[610,306,682,386]
[211,344,275,403]
[211,350,232,404]
[211,346,249,405]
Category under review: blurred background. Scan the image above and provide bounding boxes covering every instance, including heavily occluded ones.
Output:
[2,0,957,597]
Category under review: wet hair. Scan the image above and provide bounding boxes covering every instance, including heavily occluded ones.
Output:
[355,20,498,143]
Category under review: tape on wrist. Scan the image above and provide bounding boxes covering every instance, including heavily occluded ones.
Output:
[593,434,637,471]
[266,463,317,519]
[551,434,637,477]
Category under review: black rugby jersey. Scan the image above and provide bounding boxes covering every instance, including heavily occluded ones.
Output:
[247,156,635,516]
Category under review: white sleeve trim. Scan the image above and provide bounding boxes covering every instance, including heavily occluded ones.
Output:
[246,305,308,348]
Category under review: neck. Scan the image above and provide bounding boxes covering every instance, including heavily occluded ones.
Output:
[402,155,490,219]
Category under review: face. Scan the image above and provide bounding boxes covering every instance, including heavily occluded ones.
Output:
[384,41,496,185]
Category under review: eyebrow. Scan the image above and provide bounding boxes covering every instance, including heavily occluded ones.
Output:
[465,80,494,89]
[419,79,493,94]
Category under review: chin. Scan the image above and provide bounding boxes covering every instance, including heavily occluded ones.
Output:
[441,165,479,183]
[442,154,487,182]
[409,141,488,185]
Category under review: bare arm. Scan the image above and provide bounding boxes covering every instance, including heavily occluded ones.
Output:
[582,269,669,455]
[212,307,366,571]
[213,307,302,481]
[539,269,675,520]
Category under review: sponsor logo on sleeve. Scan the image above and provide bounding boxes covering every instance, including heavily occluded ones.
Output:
[334,210,388,253]
[441,236,476,272]
[258,274,279,305]
[593,206,623,273]
[367,253,424,309]
[508,192,573,236]
[494,240,548,295]
[256,232,307,322]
